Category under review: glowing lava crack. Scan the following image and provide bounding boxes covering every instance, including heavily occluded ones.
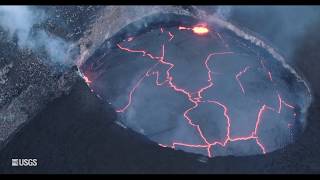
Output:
[82,22,310,157]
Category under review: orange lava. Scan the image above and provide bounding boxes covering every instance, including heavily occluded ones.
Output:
[83,75,92,84]
[192,26,209,35]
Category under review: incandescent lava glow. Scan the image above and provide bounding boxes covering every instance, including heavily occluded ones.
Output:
[179,24,209,35]
[192,26,209,35]
[81,15,311,158]
[83,75,92,84]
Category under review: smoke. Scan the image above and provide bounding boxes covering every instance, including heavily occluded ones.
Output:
[0,6,72,65]
[193,6,313,116]
[194,6,320,64]
[214,6,232,20]
[211,6,320,60]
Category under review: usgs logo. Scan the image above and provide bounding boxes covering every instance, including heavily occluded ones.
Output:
[12,159,37,167]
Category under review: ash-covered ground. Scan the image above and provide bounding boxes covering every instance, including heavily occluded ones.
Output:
[0,6,320,173]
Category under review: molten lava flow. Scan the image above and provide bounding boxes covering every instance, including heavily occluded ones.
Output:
[83,75,92,84]
[168,31,174,41]
[192,26,209,35]
[179,25,209,35]
[96,25,298,157]
[236,66,250,94]
[277,93,283,114]
[282,100,295,109]
[268,71,273,82]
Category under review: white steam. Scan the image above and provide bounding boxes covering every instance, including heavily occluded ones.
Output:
[214,6,232,20]
[0,6,72,64]
[192,6,312,116]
